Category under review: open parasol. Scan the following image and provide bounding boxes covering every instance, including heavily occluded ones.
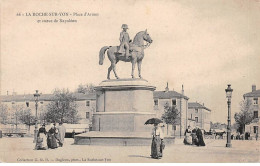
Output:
[144,118,163,125]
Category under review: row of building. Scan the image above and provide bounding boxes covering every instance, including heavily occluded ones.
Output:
[0,83,212,136]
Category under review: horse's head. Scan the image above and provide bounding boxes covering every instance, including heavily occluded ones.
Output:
[133,30,153,47]
[143,29,153,44]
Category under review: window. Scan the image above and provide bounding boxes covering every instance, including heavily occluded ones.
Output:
[86,112,90,119]
[195,117,198,123]
[254,126,258,134]
[253,98,258,105]
[172,125,176,130]
[86,101,90,107]
[190,114,192,119]
[172,99,176,106]
[154,99,158,106]
[254,111,258,119]
[195,108,198,113]
[26,102,29,107]
[40,101,44,104]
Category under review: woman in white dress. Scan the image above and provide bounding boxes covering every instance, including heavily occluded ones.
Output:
[183,125,192,145]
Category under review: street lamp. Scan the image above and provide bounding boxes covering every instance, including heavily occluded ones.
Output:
[33,90,40,148]
[225,84,233,148]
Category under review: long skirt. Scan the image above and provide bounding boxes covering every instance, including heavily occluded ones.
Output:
[183,134,192,145]
[196,135,206,146]
[151,136,162,159]
[36,133,47,150]
[47,134,58,149]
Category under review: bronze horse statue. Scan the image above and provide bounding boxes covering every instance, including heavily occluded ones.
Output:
[99,30,153,79]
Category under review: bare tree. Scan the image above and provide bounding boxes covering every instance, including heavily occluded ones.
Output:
[234,99,255,135]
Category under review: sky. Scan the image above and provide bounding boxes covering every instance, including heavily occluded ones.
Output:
[1,0,260,123]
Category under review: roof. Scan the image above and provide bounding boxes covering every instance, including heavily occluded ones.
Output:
[188,102,211,112]
[153,90,189,100]
[0,93,96,102]
[243,90,260,98]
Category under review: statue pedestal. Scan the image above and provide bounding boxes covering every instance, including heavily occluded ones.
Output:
[74,79,175,145]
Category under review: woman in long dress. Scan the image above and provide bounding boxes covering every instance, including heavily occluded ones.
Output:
[36,124,47,150]
[196,127,205,146]
[151,124,164,159]
[183,126,192,145]
[48,125,58,149]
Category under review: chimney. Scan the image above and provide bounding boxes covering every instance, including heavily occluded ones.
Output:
[252,85,256,92]
[182,84,184,95]
[165,82,169,92]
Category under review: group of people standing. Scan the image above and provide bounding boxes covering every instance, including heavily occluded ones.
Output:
[184,125,205,146]
[36,122,66,150]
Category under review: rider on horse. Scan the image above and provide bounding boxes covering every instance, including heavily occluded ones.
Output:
[118,24,131,59]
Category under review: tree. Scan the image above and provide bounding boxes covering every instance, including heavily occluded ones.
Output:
[46,88,79,123]
[19,108,35,132]
[161,102,180,135]
[76,83,95,94]
[11,104,24,128]
[234,99,255,135]
[0,104,8,124]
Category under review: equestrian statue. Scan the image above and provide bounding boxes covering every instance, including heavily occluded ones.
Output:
[99,24,153,79]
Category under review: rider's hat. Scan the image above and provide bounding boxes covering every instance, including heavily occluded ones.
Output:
[121,24,128,29]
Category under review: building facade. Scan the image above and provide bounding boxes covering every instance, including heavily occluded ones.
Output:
[243,85,259,139]
[187,102,211,131]
[153,84,189,137]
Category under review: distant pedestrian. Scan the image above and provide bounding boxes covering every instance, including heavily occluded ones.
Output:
[47,124,58,149]
[36,124,47,150]
[57,122,66,147]
[151,124,164,159]
[195,126,205,146]
[183,126,192,145]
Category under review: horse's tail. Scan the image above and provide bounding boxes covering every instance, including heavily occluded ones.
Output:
[99,46,111,65]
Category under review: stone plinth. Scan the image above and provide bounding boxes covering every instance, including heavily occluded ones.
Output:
[93,79,156,132]
[74,79,175,145]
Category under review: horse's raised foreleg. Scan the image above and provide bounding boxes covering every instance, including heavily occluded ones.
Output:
[112,62,119,79]
[107,64,112,80]
[131,59,137,79]
[137,60,142,79]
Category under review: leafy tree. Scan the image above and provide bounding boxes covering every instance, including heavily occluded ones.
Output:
[161,103,180,135]
[234,99,254,135]
[0,104,8,124]
[76,83,95,94]
[46,89,79,124]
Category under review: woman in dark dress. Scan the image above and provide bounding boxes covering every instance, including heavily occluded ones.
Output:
[151,124,164,159]
[48,125,58,149]
[196,127,205,146]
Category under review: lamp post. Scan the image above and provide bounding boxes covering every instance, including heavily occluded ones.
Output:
[33,90,40,148]
[225,84,233,148]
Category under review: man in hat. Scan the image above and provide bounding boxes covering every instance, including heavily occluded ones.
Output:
[118,24,131,59]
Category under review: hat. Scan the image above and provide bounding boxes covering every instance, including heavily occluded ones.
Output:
[121,24,128,29]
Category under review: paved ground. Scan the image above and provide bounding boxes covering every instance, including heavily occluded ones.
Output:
[0,137,259,163]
